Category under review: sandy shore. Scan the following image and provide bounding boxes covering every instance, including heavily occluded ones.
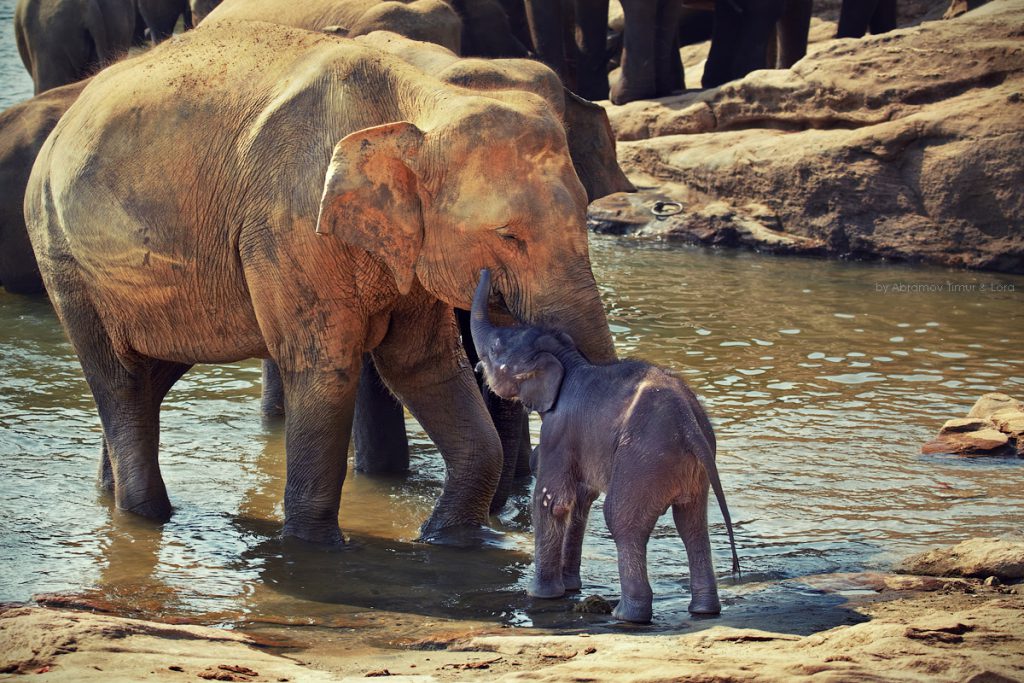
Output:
[2,568,1022,683]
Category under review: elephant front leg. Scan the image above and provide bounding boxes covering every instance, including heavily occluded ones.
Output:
[372,294,502,542]
[530,480,571,598]
[561,487,597,592]
[353,354,410,475]
[279,365,358,545]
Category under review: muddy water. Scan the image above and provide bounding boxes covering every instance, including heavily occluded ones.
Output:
[1,237,1022,643]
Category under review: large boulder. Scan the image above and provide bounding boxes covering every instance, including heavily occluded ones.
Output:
[601,0,1024,273]
[897,538,1024,580]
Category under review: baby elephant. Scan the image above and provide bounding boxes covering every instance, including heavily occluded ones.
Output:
[471,269,739,623]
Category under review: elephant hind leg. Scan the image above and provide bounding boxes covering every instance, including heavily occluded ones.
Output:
[672,483,721,615]
[604,478,665,623]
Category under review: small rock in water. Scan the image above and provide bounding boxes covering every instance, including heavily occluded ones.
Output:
[574,595,614,614]
[922,393,1024,457]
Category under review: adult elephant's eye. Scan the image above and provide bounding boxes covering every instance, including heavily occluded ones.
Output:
[496,226,525,249]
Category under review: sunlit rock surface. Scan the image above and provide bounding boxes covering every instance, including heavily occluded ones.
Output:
[600,0,1024,273]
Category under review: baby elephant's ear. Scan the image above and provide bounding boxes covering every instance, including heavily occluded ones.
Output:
[518,352,564,413]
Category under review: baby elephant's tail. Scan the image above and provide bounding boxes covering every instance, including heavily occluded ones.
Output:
[697,442,740,575]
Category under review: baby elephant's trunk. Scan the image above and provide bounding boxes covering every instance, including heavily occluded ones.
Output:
[470,268,497,359]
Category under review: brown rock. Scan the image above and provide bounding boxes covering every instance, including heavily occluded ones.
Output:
[921,429,1011,456]
[897,538,1024,580]
[605,0,1024,272]
[966,393,1024,419]
[939,417,996,434]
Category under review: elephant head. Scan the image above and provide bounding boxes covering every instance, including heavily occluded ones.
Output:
[470,268,576,412]
[315,94,616,364]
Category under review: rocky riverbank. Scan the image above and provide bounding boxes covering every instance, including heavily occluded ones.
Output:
[597,0,1024,273]
[3,539,1022,682]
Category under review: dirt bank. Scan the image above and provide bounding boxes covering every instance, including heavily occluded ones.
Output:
[3,570,1022,682]
[599,0,1024,273]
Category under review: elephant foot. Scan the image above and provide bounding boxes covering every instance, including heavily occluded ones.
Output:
[612,594,653,624]
[281,519,346,546]
[417,523,508,549]
[116,489,172,523]
[528,575,566,599]
[561,571,583,592]
[688,590,722,615]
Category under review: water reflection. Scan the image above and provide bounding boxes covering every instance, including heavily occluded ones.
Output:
[1,239,1023,640]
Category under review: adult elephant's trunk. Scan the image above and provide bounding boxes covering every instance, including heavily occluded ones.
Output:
[529,266,616,364]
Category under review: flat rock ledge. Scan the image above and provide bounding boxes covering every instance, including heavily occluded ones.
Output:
[598,0,1024,272]
[922,392,1024,456]
[897,537,1024,580]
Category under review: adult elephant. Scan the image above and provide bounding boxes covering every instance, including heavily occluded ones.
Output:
[346,31,633,510]
[137,0,193,44]
[26,21,616,545]
[201,0,530,58]
[0,81,87,294]
[15,0,135,94]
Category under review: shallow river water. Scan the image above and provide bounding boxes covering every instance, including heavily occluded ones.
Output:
[1,236,1022,643]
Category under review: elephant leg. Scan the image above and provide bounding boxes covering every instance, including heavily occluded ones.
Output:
[261,359,285,417]
[731,0,785,81]
[486,391,527,513]
[837,0,879,38]
[869,0,898,35]
[561,487,597,591]
[525,0,570,82]
[353,354,410,475]
[278,362,358,545]
[574,0,610,100]
[702,0,741,88]
[99,437,114,494]
[457,308,529,511]
[776,0,812,68]
[611,0,660,104]
[514,414,532,479]
[654,0,685,97]
[529,466,573,598]
[672,484,721,614]
[373,296,501,541]
[604,469,664,623]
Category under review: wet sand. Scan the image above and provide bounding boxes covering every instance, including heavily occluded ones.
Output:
[4,568,1022,682]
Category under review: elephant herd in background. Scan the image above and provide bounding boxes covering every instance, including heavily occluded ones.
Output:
[13,0,900,99]
[1,0,900,540]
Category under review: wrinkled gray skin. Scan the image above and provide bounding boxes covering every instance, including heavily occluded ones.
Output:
[471,269,739,623]
[15,0,135,94]
[0,81,87,294]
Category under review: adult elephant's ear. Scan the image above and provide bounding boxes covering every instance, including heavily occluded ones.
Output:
[316,121,426,295]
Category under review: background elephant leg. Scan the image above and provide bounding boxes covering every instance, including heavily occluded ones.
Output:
[525,0,570,83]
[261,359,286,417]
[375,300,501,541]
[731,0,785,81]
[574,0,610,100]
[279,365,357,545]
[514,415,532,479]
[837,0,878,38]
[560,487,597,591]
[776,0,811,67]
[672,485,722,614]
[869,0,898,35]
[702,0,742,88]
[611,0,660,104]
[353,354,410,475]
[484,391,527,513]
[457,308,531,509]
[654,0,685,96]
